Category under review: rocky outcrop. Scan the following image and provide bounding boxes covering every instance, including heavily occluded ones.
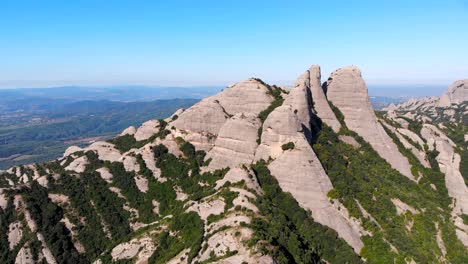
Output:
[326,66,414,180]
[339,135,361,148]
[384,80,467,123]
[8,221,23,249]
[421,125,468,214]
[205,113,261,171]
[111,235,156,262]
[267,136,368,252]
[15,246,34,264]
[211,78,274,116]
[391,198,420,215]
[171,78,273,151]
[63,146,83,157]
[285,71,314,137]
[420,124,468,246]
[65,156,88,173]
[134,120,161,141]
[438,80,468,107]
[4,64,466,262]
[171,98,229,151]
[86,142,122,162]
[254,105,303,161]
[255,101,366,252]
[308,65,342,132]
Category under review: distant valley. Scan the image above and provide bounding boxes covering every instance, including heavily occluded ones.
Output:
[0,86,208,169]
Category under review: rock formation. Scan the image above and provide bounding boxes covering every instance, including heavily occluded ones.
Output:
[325,66,414,180]
[308,65,342,132]
[1,64,467,263]
[205,113,261,171]
[439,80,468,107]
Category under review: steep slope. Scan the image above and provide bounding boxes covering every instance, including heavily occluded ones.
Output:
[439,80,468,107]
[1,64,468,264]
[325,66,414,180]
[384,80,468,248]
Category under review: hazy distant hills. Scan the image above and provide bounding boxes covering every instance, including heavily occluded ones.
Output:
[0,85,222,102]
[0,98,199,169]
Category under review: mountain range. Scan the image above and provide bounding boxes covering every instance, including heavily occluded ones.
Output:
[0,65,467,264]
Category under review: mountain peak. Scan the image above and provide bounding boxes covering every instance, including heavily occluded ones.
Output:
[439,79,468,107]
[2,64,468,263]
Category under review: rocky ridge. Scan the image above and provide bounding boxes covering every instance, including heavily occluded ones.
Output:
[1,65,468,263]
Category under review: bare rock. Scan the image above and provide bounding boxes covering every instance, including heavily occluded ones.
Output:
[48,193,69,205]
[87,142,121,162]
[268,137,367,252]
[255,105,303,161]
[111,236,156,262]
[134,120,160,141]
[421,124,468,215]
[187,197,225,221]
[339,135,361,148]
[391,198,419,215]
[0,189,7,210]
[326,66,414,180]
[211,78,274,116]
[154,134,182,157]
[96,167,113,182]
[307,65,341,132]
[205,113,261,171]
[65,156,88,173]
[285,71,314,135]
[215,167,261,193]
[120,126,137,136]
[438,80,468,107]
[134,175,149,193]
[171,98,229,150]
[121,155,140,172]
[8,221,23,249]
[63,146,83,157]
[15,246,34,264]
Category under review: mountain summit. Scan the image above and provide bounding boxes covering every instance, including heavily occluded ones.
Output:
[1,65,467,263]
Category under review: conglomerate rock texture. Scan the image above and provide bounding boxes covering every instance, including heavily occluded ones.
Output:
[1,64,467,264]
[325,66,414,180]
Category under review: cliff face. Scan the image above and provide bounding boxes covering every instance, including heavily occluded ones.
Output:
[325,66,414,180]
[439,80,468,107]
[1,65,467,264]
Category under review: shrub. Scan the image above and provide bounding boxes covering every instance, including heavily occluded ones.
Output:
[281,142,295,151]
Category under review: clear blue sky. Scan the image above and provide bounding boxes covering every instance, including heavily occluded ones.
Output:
[1,0,467,88]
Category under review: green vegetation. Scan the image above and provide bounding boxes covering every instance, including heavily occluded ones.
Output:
[149,212,204,264]
[251,161,361,263]
[313,123,468,263]
[0,99,197,169]
[443,123,468,185]
[109,119,170,153]
[281,142,295,151]
[0,197,16,263]
[22,181,87,263]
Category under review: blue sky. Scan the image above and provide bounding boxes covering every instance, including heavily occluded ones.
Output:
[0,0,467,88]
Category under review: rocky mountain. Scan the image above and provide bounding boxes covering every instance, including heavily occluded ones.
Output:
[1,65,467,264]
[385,80,467,124]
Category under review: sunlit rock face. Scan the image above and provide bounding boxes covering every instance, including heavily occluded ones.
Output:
[325,66,414,180]
[439,80,468,107]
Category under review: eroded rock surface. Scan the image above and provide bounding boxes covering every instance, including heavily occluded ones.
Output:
[326,66,413,180]
[205,113,261,171]
[134,120,161,141]
[439,80,468,107]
